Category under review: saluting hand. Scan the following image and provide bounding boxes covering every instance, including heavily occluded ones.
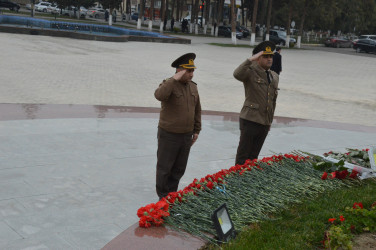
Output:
[248,51,264,62]
[191,133,198,146]
[173,69,186,81]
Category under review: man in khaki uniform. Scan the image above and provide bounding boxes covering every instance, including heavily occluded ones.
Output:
[233,41,279,165]
[154,53,202,200]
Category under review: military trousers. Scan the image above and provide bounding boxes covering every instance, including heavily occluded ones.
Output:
[156,127,193,199]
[235,118,270,165]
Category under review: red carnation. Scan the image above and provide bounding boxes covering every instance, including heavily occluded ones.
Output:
[349,169,359,179]
[353,202,363,209]
[340,215,345,222]
[338,170,349,180]
[328,218,336,223]
[321,172,328,180]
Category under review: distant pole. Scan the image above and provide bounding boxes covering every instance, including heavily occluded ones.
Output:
[231,0,236,45]
[265,0,272,41]
[250,0,258,46]
[31,0,35,17]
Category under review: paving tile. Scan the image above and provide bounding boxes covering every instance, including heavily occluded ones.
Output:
[0,31,375,249]
[0,221,23,246]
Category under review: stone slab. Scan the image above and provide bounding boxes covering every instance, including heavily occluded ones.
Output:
[102,223,207,250]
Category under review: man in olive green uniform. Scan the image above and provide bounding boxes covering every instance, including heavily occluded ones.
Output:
[154,53,202,200]
[233,41,279,165]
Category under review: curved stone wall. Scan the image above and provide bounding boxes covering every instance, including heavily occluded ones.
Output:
[0,15,190,43]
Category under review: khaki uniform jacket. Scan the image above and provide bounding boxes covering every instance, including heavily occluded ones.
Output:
[233,59,279,125]
[154,78,202,134]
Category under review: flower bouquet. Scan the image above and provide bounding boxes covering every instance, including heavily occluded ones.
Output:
[137,152,363,243]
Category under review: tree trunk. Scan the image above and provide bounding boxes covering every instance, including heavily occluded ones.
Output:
[194,0,199,34]
[160,0,165,32]
[217,0,224,25]
[149,0,154,31]
[258,0,267,26]
[31,0,35,17]
[240,0,244,25]
[250,0,259,46]
[180,0,184,21]
[231,0,237,45]
[171,0,176,21]
[150,0,154,20]
[297,0,308,48]
[166,0,169,19]
[138,0,145,29]
[109,7,113,26]
[286,4,292,48]
[204,0,210,34]
[176,0,180,23]
[126,0,131,14]
[265,0,272,41]
[190,0,194,33]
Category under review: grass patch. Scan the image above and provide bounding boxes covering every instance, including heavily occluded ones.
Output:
[204,179,376,249]
[208,43,254,48]
[207,43,300,49]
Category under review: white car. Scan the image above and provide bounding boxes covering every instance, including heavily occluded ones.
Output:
[79,6,88,16]
[87,7,106,18]
[182,15,205,25]
[47,3,59,14]
[62,6,87,18]
[35,2,51,12]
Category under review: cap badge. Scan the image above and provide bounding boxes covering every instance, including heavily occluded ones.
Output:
[180,59,196,69]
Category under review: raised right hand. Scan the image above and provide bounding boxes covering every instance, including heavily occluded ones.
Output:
[172,69,187,81]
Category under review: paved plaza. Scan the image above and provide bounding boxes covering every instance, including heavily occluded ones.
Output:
[0,31,376,249]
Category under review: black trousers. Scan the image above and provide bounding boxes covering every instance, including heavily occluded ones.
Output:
[156,127,192,199]
[235,118,270,165]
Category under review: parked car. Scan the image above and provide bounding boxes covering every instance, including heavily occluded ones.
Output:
[218,26,243,39]
[62,6,87,18]
[353,39,376,53]
[47,3,59,14]
[0,0,20,11]
[264,29,296,46]
[182,15,205,25]
[236,25,249,38]
[131,12,146,21]
[324,36,353,48]
[87,7,106,19]
[35,2,51,12]
[352,34,376,46]
[79,6,88,16]
[358,34,376,40]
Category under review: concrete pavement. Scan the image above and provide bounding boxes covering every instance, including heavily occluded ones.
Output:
[0,30,375,249]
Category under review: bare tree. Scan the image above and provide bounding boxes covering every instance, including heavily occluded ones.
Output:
[193,0,199,34]
[148,0,154,31]
[297,0,308,48]
[203,0,210,34]
[231,0,237,44]
[240,0,245,25]
[159,0,165,32]
[265,0,272,41]
[285,1,293,48]
[138,0,145,29]
[250,0,259,45]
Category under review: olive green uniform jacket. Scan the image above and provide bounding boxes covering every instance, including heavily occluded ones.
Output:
[233,59,279,125]
[154,78,201,134]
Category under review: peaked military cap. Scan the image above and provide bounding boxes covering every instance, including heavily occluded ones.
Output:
[252,41,276,55]
[171,53,196,69]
